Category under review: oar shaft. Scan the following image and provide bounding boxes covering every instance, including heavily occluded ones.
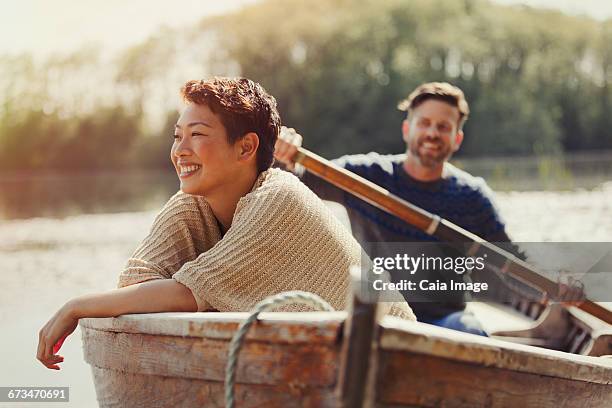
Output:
[295,149,435,232]
[294,147,612,325]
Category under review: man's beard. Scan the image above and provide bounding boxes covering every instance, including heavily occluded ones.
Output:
[409,138,453,168]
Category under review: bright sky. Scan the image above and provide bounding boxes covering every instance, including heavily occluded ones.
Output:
[0,0,258,57]
[0,0,610,57]
[493,0,612,20]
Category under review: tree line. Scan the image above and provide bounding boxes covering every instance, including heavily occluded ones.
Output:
[1,0,611,172]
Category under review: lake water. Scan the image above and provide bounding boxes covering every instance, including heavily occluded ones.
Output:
[0,155,611,407]
[0,170,178,221]
[1,152,611,221]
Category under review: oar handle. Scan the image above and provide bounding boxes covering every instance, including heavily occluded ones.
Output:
[293,147,612,326]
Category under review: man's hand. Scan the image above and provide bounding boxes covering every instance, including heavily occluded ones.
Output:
[274,126,303,171]
[555,275,585,306]
[37,301,80,370]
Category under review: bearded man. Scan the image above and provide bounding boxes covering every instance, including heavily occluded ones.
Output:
[275,82,515,336]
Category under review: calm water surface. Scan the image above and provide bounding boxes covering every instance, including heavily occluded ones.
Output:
[1,152,611,220]
[0,170,178,220]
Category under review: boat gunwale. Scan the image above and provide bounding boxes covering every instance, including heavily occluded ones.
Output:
[80,311,612,385]
[79,311,346,344]
[380,317,612,384]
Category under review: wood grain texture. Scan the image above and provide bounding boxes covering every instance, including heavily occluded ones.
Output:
[80,311,345,343]
[80,313,612,408]
[379,317,612,384]
[90,366,338,408]
[376,350,612,408]
[81,326,339,386]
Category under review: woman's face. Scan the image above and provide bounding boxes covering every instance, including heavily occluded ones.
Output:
[171,103,239,196]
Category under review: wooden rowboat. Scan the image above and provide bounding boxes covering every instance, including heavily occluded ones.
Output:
[80,305,612,407]
[79,272,612,407]
[80,148,612,406]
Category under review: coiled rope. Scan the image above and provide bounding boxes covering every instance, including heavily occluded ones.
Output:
[224,291,334,408]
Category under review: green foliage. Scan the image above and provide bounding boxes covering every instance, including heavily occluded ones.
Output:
[0,106,142,171]
[0,0,611,172]
[129,111,176,171]
[212,0,612,158]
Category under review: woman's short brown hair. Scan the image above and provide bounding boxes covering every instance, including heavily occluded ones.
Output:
[181,77,281,173]
[397,82,470,130]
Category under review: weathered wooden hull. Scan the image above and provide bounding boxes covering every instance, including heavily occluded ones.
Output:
[81,313,342,407]
[80,311,612,408]
[377,318,612,407]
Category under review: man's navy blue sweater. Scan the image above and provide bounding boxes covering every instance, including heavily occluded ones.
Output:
[299,152,513,319]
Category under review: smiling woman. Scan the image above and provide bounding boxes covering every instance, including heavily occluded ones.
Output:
[169,78,278,230]
[36,77,415,371]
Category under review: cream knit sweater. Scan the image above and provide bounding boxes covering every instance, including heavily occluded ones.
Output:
[118,168,415,320]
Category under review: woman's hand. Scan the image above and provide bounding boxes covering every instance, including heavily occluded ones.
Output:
[35,280,198,370]
[37,300,80,370]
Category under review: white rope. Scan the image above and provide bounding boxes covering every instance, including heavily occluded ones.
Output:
[224,291,334,408]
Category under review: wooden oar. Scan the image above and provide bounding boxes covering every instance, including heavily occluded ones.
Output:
[293,147,612,325]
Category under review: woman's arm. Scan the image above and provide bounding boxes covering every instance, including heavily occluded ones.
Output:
[117,191,221,288]
[36,279,197,370]
[37,192,222,370]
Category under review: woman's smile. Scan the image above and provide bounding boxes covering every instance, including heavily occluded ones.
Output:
[177,163,202,178]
